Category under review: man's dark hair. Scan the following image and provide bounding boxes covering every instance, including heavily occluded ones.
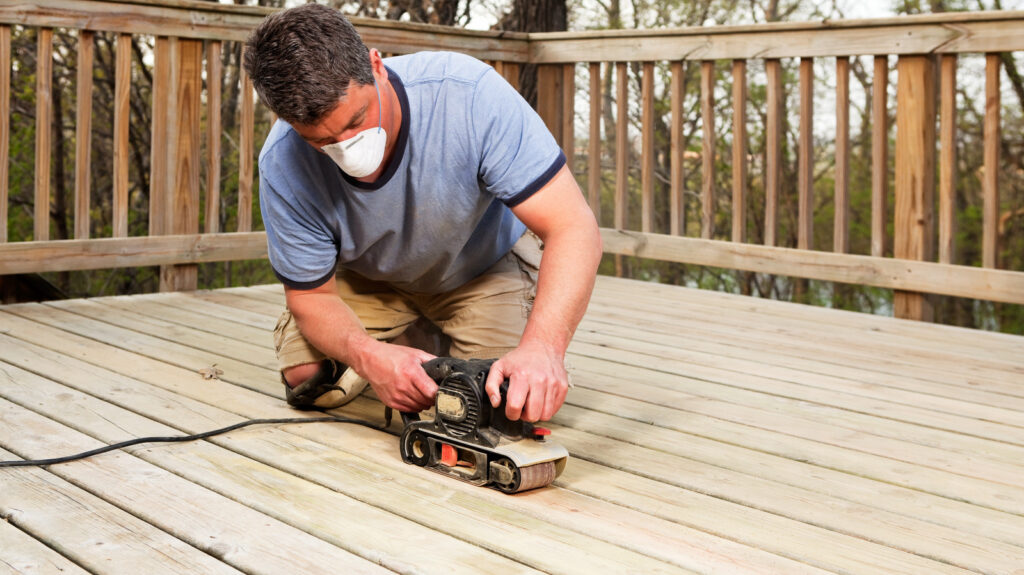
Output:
[243,4,375,125]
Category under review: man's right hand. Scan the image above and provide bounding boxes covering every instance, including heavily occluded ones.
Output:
[285,281,438,412]
[353,339,438,412]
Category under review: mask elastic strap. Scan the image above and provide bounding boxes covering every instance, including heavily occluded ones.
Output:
[374,79,382,133]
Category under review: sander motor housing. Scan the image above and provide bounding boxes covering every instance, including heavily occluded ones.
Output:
[399,358,568,493]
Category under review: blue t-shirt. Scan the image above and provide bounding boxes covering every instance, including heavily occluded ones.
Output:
[258,51,565,294]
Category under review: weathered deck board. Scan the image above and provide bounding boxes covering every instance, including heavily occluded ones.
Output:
[0,484,104,575]
[0,336,552,574]
[594,276,1024,356]
[0,397,388,575]
[585,293,1024,383]
[0,305,813,574]
[586,288,1024,391]
[0,443,248,575]
[2,276,1023,574]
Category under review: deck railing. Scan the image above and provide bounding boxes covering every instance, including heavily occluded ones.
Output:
[527,13,1024,321]
[0,0,1022,323]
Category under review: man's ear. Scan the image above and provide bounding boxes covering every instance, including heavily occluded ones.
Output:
[368,48,386,79]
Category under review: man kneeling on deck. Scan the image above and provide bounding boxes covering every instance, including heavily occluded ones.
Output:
[243,5,601,422]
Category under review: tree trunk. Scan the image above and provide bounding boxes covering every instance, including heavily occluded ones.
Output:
[495,0,568,106]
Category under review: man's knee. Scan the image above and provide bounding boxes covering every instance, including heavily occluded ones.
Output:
[283,362,322,388]
[282,359,368,410]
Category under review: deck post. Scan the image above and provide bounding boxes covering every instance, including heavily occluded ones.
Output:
[535,63,564,152]
[159,38,202,292]
[893,55,936,322]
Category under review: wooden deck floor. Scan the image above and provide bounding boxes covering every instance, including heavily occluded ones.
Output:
[1,276,1023,574]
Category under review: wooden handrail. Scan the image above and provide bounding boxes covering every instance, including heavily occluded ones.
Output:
[0,233,267,273]
[528,10,1024,61]
[601,230,1024,306]
[5,230,1023,308]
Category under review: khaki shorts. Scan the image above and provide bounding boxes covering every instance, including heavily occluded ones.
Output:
[273,232,543,372]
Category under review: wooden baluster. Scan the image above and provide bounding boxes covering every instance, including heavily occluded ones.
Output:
[561,63,575,171]
[765,59,782,247]
[587,62,602,224]
[35,28,53,242]
[238,63,254,233]
[0,25,10,243]
[894,55,936,321]
[798,57,814,250]
[732,59,747,244]
[872,56,889,258]
[535,64,563,147]
[614,62,628,232]
[983,53,1000,269]
[150,37,170,238]
[700,60,715,240]
[670,60,685,237]
[160,38,202,292]
[501,62,520,92]
[614,62,628,276]
[113,33,131,238]
[938,54,957,265]
[206,40,223,234]
[75,30,94,240]
[537,62,576,179]
[640,61,655,233]
[834,56,850,254]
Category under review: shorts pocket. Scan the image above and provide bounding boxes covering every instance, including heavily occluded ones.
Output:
[510,231,543,275]
[509,232,543,316]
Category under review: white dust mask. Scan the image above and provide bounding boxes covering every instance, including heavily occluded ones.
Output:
[322,80,387,178]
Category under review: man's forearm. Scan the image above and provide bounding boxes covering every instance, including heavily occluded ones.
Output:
[285,285,378,370]
[285,281,439,411]
[519,224,603,356]
[483,219,601,422]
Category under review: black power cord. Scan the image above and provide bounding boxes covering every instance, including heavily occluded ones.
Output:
[0,415,388,468]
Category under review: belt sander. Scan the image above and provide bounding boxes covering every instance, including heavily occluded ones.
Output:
[398,357,568,493]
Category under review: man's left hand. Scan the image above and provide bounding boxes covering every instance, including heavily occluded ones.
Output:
[484,341,569,422]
